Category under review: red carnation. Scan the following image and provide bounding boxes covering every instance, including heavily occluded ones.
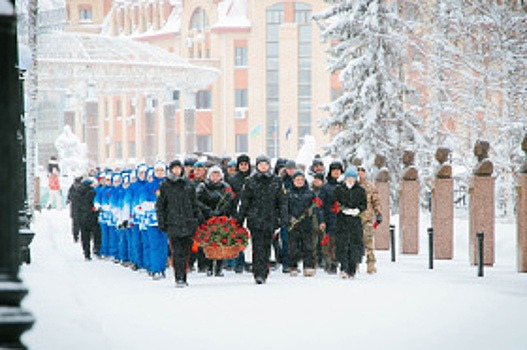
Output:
[321,234,330,246]
[231,233,236,239]
[313,197,323,208]
[212,242,218,248]
[236,239,242,245]
[229,218,238,226]
[331,201,339,213]
[223,226,229,232]
[221,238,228,245]
[220,216,227,225]
[226,187,232,193]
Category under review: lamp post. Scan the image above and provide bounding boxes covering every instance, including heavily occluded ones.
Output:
[0,0,35,346]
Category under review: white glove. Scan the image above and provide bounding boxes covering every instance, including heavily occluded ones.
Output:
[343,208,360,216]
[142,202,155,211]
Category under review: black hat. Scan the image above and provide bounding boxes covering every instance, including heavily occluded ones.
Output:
[329,161,344,172]
[313,173,325,181]
[312,158,324,167]
[237,154,250,164]
[285,160,297,170]
[169,159,183,170]
[292,170,305,179]
[184,157,197,167]
[256,154,271,166]
[275,158,287,169]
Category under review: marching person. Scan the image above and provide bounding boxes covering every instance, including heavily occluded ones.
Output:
[77,177,99,260]
[318,161,344,274]
[144,162,168,280]
[311,172,325,268]
[196,165,235,277]
[226,154,252,273]
[287,170,317,277]
[333,166,367,279]
[67,176,83,242]
[157,159,202,288]
[236,155,288,285]
[357,165,383,274]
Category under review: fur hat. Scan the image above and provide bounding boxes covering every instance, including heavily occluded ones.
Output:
[207,165,224,180]
[255,155,271,167]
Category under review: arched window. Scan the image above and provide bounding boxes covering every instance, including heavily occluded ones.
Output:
[189,7,209,32]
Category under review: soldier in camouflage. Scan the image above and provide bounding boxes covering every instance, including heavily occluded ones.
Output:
[357,165,382,274]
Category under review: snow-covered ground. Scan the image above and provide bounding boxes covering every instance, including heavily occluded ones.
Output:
[20,209,527,350]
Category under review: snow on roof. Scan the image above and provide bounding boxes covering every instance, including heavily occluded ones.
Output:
[212,0,251,30]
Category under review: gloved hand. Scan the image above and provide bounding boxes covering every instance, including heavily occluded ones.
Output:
[376,213,383,224]
[290,217,299,227]
[122,220,129,229]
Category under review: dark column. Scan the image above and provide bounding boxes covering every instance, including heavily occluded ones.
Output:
[0,2,35,347]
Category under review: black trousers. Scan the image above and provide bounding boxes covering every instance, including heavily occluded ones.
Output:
[335,229,363,276]
[72,216,81,241]
[93,224,102,255]
[288,228,315,270]
[251,229,273,280]
[169,236,193,282]
[80,223,95,258]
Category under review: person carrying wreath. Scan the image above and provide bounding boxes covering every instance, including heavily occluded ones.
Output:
[196,165,235,277]
[156,160,202,288]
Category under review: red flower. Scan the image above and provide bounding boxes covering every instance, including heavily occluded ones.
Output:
[231,233,236,239]
[209,217,219,224]
[236,239,242,245]
[223,226,229,232]
[331,201,339,213]
[221,238,228,245]
[232,192,237,198]
[313,197,323,208]
[219,216,227,225]
[321,234,330,246]
[226,187,232,193]
[229,218,238,226]
[212,242,218,248]
[92,206,96,212]
[212,226,218,232]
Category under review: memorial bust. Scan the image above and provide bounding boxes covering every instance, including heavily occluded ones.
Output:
[401,150,418,181]
[374,154,390,182]
[435,147,452,179]
[473,140,493,176]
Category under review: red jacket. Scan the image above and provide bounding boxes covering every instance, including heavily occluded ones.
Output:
[48,175,61,191]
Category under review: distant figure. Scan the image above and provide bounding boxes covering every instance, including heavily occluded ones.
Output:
[47,155,60,175]
[473,140,493,176]
[46,167,62,210]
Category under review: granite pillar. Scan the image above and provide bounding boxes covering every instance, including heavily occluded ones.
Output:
[518,174,527,272]
[469,176,495,265]
[375,181,390,250]
[431,179,454,259]
[399,180,419,254]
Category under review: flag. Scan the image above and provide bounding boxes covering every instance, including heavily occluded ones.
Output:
[249,124,262,139]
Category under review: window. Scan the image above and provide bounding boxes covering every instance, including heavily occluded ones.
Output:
[128,141,136,158]
[79,8,92,22]
[189,7,209,32]
[236,134,248,153]
[115,99,122,117]
[235,89,248,108]
[115,142,123,159]
[196,90,211,110]
[235,47,248,67]
[197,135,211,152]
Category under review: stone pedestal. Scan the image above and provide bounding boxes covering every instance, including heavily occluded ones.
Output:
[399,180,419,254]
[517,174,527,272]
[469,176,495,266]
[375,181,390,250]
[431,178,454,259]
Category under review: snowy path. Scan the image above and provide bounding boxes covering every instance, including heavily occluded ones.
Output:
[20,210,527,350]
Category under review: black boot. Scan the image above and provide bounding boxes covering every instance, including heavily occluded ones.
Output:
[214,260,224,277]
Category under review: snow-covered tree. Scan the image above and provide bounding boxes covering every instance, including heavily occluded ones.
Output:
[314,0,425,179]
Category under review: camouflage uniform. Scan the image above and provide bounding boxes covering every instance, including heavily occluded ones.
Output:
[359,179,381,274]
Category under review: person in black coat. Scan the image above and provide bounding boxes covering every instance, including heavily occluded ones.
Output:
[156,160,202,288]
[226,154,252,273]
[333,166,367,279]
[236,155,288,284]
[318,160,344,274]
[287,170,317,277]
[196,165,234,277]
[67,176,83,242]
[77,178,100,260]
